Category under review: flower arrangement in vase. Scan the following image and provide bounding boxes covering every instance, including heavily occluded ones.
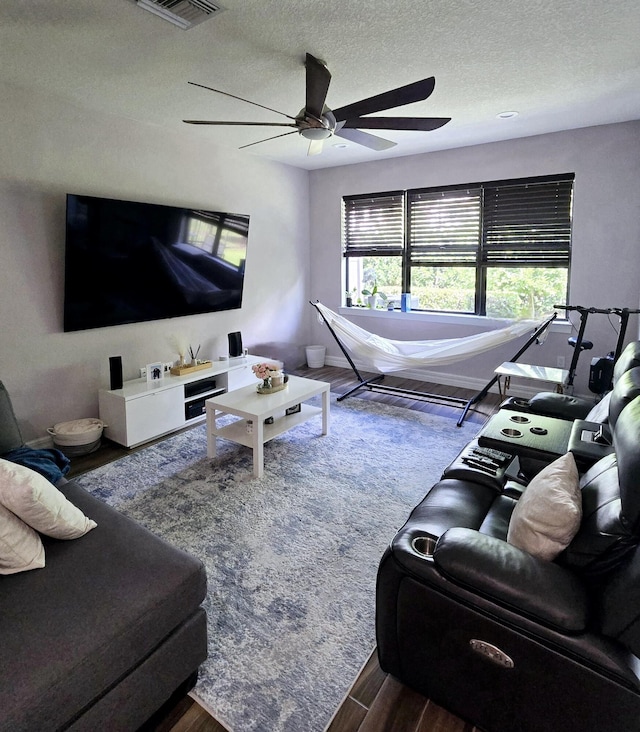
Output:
[251,362,286,393]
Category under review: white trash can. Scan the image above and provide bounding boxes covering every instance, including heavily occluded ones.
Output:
[305,345,326,368]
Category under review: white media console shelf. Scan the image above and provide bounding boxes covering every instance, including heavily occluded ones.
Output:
[98,355,264,448]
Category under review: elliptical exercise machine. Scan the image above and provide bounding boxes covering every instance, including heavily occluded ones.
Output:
[554,305,640,395]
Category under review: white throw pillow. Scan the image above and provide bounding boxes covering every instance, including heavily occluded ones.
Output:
[0,501,45,574]
[0,458,97,540]
[507,452,582,561]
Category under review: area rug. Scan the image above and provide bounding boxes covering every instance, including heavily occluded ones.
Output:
[75,395,478,732]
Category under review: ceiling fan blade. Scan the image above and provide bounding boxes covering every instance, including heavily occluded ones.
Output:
[187,81,297,121]
[334,127,397,151]
[307,139,324,156]
[305,53,331,120]
[238,130,299,150]
[184,120,298,128]
[340,116,451,132]
[332,77,436,121]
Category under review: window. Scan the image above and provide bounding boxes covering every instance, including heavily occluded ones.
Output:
[343,174,573,318]
[343,192,404,307]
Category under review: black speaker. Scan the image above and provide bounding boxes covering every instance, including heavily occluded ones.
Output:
[228,331,243,358]
[109,356,123,390]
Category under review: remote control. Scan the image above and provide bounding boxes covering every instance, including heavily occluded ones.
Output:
[462,457,497,475]
[473,447,511,463]
[466,454,498,467]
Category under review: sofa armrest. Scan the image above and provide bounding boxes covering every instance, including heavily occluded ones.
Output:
[527,392,593,420]
[433,527,589,633]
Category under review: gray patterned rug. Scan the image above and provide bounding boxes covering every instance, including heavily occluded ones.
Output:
[76,394,478,732]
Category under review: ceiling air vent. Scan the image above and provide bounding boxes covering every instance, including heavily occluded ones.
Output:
[136,0,223,29]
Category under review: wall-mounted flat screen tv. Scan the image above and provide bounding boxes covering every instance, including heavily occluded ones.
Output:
[63,193,249,332]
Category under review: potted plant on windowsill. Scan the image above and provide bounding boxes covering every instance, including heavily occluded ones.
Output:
[362,282,388,309]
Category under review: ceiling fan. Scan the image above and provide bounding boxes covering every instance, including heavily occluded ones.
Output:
[183,53,451,155]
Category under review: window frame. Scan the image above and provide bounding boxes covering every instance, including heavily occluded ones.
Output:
[343,173,574,318]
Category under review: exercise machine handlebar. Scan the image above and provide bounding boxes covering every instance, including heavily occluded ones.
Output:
[554,304,640,315]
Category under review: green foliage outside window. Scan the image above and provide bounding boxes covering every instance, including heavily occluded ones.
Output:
[485,267,568,319]
[350,258,567,318]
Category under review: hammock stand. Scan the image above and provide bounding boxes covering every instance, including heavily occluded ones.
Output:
[310,301,558,426]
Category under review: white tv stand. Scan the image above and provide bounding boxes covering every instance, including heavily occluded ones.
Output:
[98,355,263,448]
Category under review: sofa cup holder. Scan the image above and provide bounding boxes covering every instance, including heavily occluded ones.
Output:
[500,427,522,438]
[412,535,438,558]
[509,414,530,424]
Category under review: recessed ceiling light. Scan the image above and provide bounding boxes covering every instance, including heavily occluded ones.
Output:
[497,111,519,119]
[332,142,349,149]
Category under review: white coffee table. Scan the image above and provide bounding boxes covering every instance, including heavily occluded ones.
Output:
[205,375,330,478]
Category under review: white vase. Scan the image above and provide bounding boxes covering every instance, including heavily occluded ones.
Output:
[367,295,378,309]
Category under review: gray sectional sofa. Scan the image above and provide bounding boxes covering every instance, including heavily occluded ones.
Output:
[0,382,208,731]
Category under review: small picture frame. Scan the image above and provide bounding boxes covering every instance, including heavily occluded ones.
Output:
[146,362,164,383]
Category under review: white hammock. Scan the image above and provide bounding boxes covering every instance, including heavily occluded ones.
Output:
[314,302,549,374]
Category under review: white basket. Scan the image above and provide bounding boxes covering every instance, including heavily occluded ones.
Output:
[47,418,106,451]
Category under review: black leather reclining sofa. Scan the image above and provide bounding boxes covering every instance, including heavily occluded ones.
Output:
[376,341,640,732]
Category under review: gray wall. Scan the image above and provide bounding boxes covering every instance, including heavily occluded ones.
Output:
[0,81,310,442]
[308,121,640,397]
[1,78,638,444]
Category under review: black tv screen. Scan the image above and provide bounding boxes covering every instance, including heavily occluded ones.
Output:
[63,194,249,332]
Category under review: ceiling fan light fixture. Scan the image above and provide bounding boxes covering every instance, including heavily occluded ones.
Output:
[300,127,332,140]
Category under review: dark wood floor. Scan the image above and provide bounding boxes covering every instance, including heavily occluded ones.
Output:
[72,365,500,732]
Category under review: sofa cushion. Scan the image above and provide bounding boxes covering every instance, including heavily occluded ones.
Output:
[0,458,96,539]
[507,452,582,561]
[612,340,640,383]
[608,367,640,429]
[560,457,639,584]
[0,479,207,732]
[599,543,640,657]
[401,478,500,539]
[613,396,640,532]
[0,501,45,574]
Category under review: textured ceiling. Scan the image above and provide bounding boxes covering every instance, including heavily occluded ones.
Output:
[1,0,639,170]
